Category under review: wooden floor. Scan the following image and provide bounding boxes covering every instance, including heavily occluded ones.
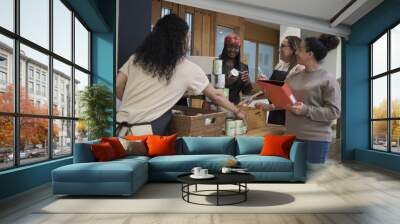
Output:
[1,128,400,224]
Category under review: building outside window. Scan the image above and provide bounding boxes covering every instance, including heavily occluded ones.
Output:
[41,73,46,83]
[36,83,40,95]
[370,23,400,154]
[42,85,46,97]
[28,67,34,80]
[0,0,91,170]
[0,71,7,86]
[28,81,34,94]
[35,70,41,81]
[0,54,7,87]
[0,54,7,67]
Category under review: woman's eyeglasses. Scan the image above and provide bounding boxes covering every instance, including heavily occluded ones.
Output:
[279,44,290,49]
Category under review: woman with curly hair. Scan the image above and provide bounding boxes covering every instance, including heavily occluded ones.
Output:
[116,14,244,136]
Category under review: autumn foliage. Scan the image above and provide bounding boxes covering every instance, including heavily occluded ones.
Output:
[0,84,59,150]
[372,99,400,141]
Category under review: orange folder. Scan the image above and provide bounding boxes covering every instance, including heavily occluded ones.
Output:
[256,79,297,109]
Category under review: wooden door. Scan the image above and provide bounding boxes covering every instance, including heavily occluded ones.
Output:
[193,9,215,56]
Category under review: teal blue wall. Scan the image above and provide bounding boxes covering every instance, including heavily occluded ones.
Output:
[92,33,114,88]
[92,31,115,136]
[343,0,400,171]
[0,158,72,199]
[0,0,116,200]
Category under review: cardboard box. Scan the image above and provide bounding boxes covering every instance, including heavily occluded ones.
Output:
[239,106,266,130]
[170,106,227,137]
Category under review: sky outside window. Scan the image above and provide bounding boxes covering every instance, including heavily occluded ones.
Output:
[0,0,14,31]
[1,0,89,70]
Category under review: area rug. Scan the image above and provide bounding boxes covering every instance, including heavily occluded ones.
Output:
[38,183,362,214]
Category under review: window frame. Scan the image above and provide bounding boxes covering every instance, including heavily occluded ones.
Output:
[0,0,92,171]
[243,38,276,84]
[370,20,400,154]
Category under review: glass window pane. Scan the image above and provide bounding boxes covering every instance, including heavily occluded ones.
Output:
[215,26,234,57]
[257,43,274,82]
[391,72,400,118]
[243,40,257,82]
[0,34,14,113]
[0,0,14,31]
[372,121,388,151]
[185,13,193,56]
[391,24,400,70]
[20,44,49,115]
[53,59,72,117]
[20,117,49,165]
[53,119,72,158]
[75,120,88,142]
[74,18,89,70]
[372,77,387,119]
[161,8,171,18]
[0,116,14,170]
[372,33,387,76]
[20,0,49,49]
[391,120,400,153]
[74,69,89,118]
[53,0,72,60]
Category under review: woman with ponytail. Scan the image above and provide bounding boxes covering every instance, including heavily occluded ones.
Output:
[257,34,340,165]
[285,34,341,164]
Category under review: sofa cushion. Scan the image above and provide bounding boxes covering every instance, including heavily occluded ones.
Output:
[119,138,147,156]
[91,142,118,161]
[236,155,293,172]
[148,154,235,172]
[101,137,127,158]
[52,159,147,183]
[179,137,235,155]
[147,134,177,157]
[236,136,263,155]
[260,134,296,159]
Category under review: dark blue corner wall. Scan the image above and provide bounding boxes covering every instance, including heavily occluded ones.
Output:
[343,0,400,171]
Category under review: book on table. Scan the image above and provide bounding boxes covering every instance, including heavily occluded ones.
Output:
[256,79,297,109]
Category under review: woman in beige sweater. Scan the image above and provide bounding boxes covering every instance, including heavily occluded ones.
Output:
[259,34,341,164]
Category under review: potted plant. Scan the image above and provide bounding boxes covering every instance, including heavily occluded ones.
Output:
[79,84,113,140]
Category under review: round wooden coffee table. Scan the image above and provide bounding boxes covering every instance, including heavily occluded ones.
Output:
[177,173,255,206]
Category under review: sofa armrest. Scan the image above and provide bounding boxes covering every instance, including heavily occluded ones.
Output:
[289,141,306,181]
[73,140,100,163]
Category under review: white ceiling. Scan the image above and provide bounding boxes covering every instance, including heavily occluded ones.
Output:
[224,0,351,22]
[167,0,384,37]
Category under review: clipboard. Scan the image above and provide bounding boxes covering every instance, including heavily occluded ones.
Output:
[256,79,297,109]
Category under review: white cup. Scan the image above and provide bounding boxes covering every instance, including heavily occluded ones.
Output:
[191,167,202,176]
[221,167,232,174]
[199,169,208,176]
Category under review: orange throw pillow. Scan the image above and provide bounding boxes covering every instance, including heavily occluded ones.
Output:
[259,134,296,159]
[146,134,177,157]
[91,142,117,161]
[101,137,126,158]
[124,135,149,141]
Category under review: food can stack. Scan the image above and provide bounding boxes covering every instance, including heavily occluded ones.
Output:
[225,119,247,136]
[205,58,230,113]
